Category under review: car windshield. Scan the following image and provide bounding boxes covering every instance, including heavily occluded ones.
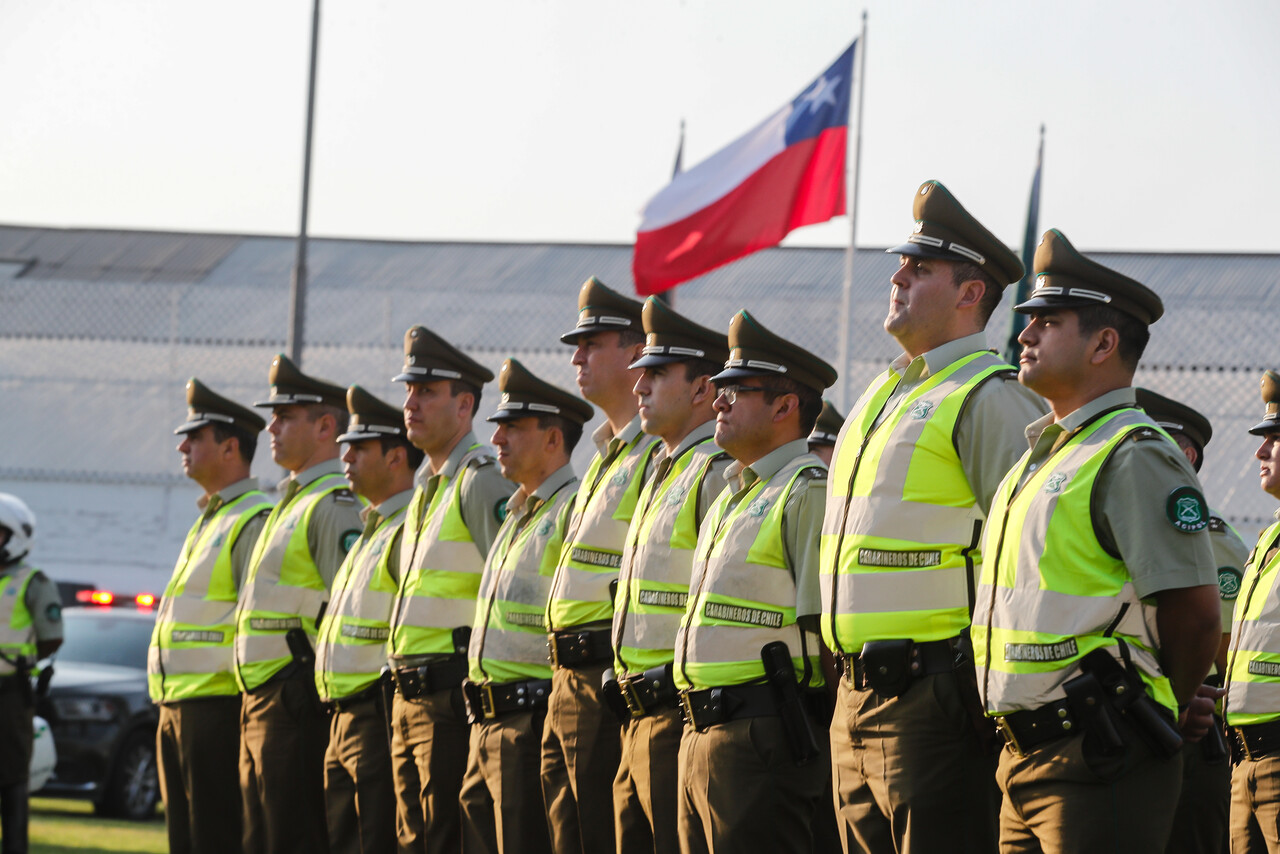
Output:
[57,611,154,669]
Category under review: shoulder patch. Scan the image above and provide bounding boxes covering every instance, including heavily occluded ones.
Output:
[1218,567,1242,600]
[1208,515,1227,534]
[1166,486,1209,533]
[45,602,61,622]
[333,488,358,504]
[340,529,361,552]
[1129,427,1164,443]
[494,500,508,523]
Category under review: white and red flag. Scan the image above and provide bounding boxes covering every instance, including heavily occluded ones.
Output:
[633,41,856,296]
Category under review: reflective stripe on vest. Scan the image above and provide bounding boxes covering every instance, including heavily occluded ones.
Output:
[821,351,1011,654]
[674,454,826,691]
[973,408,1176,716]
[469,481,577,685]
[148,491,272,702]
[233,474,348,691]
[1226,521,1280,724]
[314,506,407,701]
[389,446,491,658]
[0,566,38,676]
[612,439,725,676]
[548,430,660,630]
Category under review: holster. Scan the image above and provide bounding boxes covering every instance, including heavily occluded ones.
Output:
[858,639,914,698]
[285,628,315,669]
[1063,670,1126,757]
[1079,648,1183,759]
[378,666,396,749]
[761,641,819,766]
[600,668,630,724]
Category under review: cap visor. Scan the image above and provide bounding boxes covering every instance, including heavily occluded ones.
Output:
[1249,418,1280,436]
[485,408,530,424]
[1013,294,1099,315]
[629,352,686,370]
[173,418,212,436]
[710,365,777,384]
[886,240,969,262]
[335,429,387,443]
[390,371,418,383]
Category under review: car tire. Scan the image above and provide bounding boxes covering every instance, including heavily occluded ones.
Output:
[93,731,160,821]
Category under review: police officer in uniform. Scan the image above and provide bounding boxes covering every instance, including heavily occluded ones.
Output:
[821,180,1047,854]
[237,354,365,854]
[610,297,730,854]
[0,494,62,854]
[1136,388,1249,854]
[543,278,663,854]
[973,229,1221,852]
[1224,370,1280,853]
[150,379,271,854]
[807,400,844,467]
[673,310,836,854]
[459,359,593,854]
[316,386,421,854]
[387,326,514,852]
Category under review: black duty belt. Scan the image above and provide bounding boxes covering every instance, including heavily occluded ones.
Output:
[621,668,680,718]
[680,683,780,731]
[0,675,23,693]
[547,628,612,668]
[841,637,959,690]
[1232,719,1280,761]
[995,699,1079,756]
[324,682,382,714]
[392,656,468,700]
[463,678,552,722]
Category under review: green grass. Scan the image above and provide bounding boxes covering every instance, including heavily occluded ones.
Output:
[29,798,166,854]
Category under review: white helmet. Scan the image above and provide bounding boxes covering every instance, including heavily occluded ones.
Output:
[0,494,36,565]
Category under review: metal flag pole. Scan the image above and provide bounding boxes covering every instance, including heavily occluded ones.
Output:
[287,0,322,365]
[835,11,867,411]
[655,119,685,309]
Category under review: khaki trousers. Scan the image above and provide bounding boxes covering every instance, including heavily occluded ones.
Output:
[324,695,397,854]
[1230,754,1280,853]
[996,727,1182,853]
[239,670,330,854]
[830,672,998,854]
[613,705,682,854]
[459,709,551,854]
[540,664,621,854]
[677,715,828,854]
[158,696,243,854]
[1168,739,1229,854]
[390,687,469,853]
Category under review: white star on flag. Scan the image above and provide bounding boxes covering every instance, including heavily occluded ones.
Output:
[799,73,841,113]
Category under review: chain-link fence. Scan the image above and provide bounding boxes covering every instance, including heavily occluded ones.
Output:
[0,227,1275,590]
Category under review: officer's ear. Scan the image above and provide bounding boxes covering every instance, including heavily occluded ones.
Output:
[1088,327,1121,367]
[689,375,717,408]
[769,391,801,425]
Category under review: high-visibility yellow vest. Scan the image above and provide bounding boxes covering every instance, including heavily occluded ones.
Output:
[548,427,660,630]
[233,474,349,691]
[612,438,726,676]
[821,351,1013,654]
[1226,520,1280,725]
[470,479,578,686]
[675,454,826,691]
[973,408,1177,716]
[148,490,271,702]
[389,446,492,659]
[0,565,38,676]
[314,505,407,702]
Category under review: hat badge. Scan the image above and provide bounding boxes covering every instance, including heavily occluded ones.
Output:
[1036,275,1047,288]
[912,221,924,234]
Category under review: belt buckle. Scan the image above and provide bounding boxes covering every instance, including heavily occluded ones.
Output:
[480,683,497,720]
[547,634,561,668]
[622,676,646,719]
[995,716,1024,756]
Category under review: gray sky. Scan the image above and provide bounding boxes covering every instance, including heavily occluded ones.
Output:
[1,0,1276,254]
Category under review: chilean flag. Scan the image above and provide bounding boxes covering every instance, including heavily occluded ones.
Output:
[633,41,855,296]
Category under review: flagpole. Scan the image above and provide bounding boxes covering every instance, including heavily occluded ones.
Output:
[287,0,321,365]
[1002,124,1045,365]
[835,11,867,411]
[655,119,685,309]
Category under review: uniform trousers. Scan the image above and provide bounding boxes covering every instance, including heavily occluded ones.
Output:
[830,671,998,854]
[678,713,828,854]
[996,725,1182,853]
[540,663,621,854]
[239,670,330,854]
[389,687,469,853]
[459,708,552,854]
[157,696,243,854]
[1230,754,1280,853]
[1167,737,1229,854]
[613,705,682,854]
[324,694,396,854]
[0,687,32,854]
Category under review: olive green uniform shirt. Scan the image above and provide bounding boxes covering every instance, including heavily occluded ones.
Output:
[648,419,732,526]
[360,488,415,586]
[1016,387,1217,599]
[12,565,62,643]
[719,438,827,622]
[1210,512,1251,630]
[875,332,1050,513]
[280,459,365,589]
[415,430,514,559]
[195,477,270,591]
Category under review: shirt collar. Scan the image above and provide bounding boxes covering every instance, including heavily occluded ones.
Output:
[667,418,718,460]
[890,332,992,380]
[507,463,577,517]
[284,458,343,491]
[592,415,643,455]
[372,488,414,520]
[417,430,481,487]
[724,439,811,489]
[1025,387,1138,448]
[198,476,260,511]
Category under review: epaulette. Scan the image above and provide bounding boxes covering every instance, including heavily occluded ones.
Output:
[466,452,496,470]
[799,466,827,480]
[1208,515,1227,534]
[332,488,358,504]
[1128,426,1164,443]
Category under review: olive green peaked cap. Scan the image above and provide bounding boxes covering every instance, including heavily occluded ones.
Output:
[886,180,1025,286]
[487,358,594,425]
[1135,388,1212,470]
[1249,370,1280,435]
[392,325,495,388]
[336,385,406,443]
[711,310,838,393]
[253,354,346,409]
[174,377,266,436]
[807,399,845,446]
[560,277,645,344]
[630,296,730,369]
[1016,229,1164,325]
